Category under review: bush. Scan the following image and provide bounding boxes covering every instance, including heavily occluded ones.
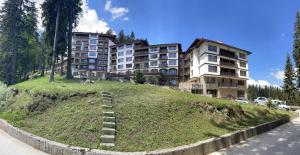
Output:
[134,70,146,84]
[266,100,274,109]
[0,81,11,110]
[147,76,159,85]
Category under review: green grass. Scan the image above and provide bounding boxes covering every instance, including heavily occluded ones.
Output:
[0,76,292,152]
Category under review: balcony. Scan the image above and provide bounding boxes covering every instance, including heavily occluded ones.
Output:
[134,51,148,56]
[135,58,149,62]
[220,72,236,77]
[160,56,168,60]
[219,49,238,59]
[160,49,168,53]
[220,61,236,68]
[159,64,168,68]
[218,82,238,88]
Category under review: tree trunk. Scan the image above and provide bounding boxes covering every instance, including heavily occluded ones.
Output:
[40,41,46,77]
[66,0,73,79]
[49,3,61,82]
[60,54,64,76]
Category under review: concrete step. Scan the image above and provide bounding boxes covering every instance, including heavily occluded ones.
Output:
[103,122,116,128]
[101,91,111,95]
[103,111,114,117]
[103,116,115,122]
[102,105,113,109]
[100,143,115,147]
[102,128,116,135]
[100,135,115,143]
[102,98,112,101]
[102,94,112,98]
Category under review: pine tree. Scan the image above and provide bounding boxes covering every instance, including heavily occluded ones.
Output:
[106,29,113,35]
[118,30,127,43]
[129,32,135,41]
[283,54,296,105]
[293,12,300,88]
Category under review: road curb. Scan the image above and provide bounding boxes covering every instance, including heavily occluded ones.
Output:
[0,113,298,155]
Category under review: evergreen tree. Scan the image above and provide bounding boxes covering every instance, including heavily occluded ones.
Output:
[118,30,127,43]
[293,12,300,88]
[106,29,113,35]
[283,54,296,104]
[129,31,135,41]
[134,70,145,84]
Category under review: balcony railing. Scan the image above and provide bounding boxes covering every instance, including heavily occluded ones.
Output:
[159,64,168,68]
[160,49,168,53]
[219,50,238,59]
[220,61,236,67]
[220,72,236,77]
[218,82,238,88]
[160,56,168,60]
[134,51,148,56]
[135,58,149,62]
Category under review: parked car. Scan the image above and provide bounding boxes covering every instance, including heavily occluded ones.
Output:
[235,98,249,104]
[277,101,290,111]
[254,97,268,105]
[271,100,281,107]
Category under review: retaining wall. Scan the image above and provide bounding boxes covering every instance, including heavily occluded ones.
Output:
[0,113,298,155]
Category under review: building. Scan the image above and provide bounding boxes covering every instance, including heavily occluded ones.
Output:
[179,38,251,99]
[71,32,116,79]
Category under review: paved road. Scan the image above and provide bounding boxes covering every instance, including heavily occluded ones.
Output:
[210,117,300,155]
[0,129,49,155]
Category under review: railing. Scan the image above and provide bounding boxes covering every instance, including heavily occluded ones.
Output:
[218,82,238,88]
[160,49,168,53]
[220,61,236,67]
[160,56,168,60]
[159,64,168,68]
[219,50,238,59]
[192,84,203,90]
[134,58,149,62]
[220,72,236,77]
[134,51,148,56]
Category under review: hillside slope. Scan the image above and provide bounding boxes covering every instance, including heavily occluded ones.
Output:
[0,77,291,151]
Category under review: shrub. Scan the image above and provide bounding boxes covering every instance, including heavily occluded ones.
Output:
[134,70,146,84]
[0,81,11,110]
[266,100,273,109]
[147,76,159,85]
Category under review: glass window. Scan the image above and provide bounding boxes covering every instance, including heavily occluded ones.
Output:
[240,70,247,77]
[239,53,246,59]
[90,34,97,38]
[82,53,88,57]
[118,58,124,63]
[118,45,124,50]
[150,61,158,66]
[81,59,87,63]
[169,53,177,58]
[88,65,95,69]
[89,39,97,44]
[240,61,246,68]
[208,55,217,62]
[169,60,177,65]
[169,69,177,75]
[150,54,158,59]
[126,57,132,62]
[88,59,96,63]
[150,47,158,52]
[126,50,133,55]
[126,64,132,68]
[88,52,97,58]
[206,77,216,83]
[208,45,217,52]
[118,65,124,69]
[118,51,124,56]
[168,46,177,51]
[208,65,217,72]
[89,45,97,50]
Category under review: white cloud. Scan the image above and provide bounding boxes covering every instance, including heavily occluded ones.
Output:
[248,78,281,88]
[104,0,129,21]
[76,0,112,33]
[271,70,285,81]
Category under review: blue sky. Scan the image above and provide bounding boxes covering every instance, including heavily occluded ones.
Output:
[85,0,300,86]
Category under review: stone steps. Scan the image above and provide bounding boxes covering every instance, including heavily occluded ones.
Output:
[100,143,115,147]
[102,128,116,135]
[102,105,113,109]
[103,111,115,117]
[100,135,115,143]
[103,122,116,128]
[103,116,115,122]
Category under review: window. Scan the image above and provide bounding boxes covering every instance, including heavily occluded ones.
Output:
[208,55,217,62]
[144,63,149,68]
[126,57,132,62]
[150,61,158,66]
[169,69,177,75]
[81,59,87,63]
[82,53,88,57]
[126,44,133,48]
[150,54,158,59]
[169,80,177,86]
[238,80,245,86]
[239,53,246,59]
[240,70,247,77]
[89,39,97,44]
[126,64,132,68]
[80,65,87,69]
[90,34,97,38]
[88,59,96,63]
[75,53,80,57]
[88,65,95,69]
[169,60,177,65]
[160,69,168,75]
[88,52,97,58]
[118,51,124,56]
[118,45,124,50]
[118,58,124,63]
[150,47,158,52]
[168,46,177,51]
[89,45,97,50]
[208,65,217,72]
[126,50,133,55]
[206,77,216,84]
[169,53,177,58]
[240,61,246,68]
[208,45,217,52]
[118,65,124,69]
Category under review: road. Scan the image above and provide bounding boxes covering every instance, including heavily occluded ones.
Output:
[210,117,300,155]
[0,129,49,155]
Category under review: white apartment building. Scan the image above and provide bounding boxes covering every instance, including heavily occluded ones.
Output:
[181,38,251,98]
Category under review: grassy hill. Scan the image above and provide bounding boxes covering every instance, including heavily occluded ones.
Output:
[0,76,291,152]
